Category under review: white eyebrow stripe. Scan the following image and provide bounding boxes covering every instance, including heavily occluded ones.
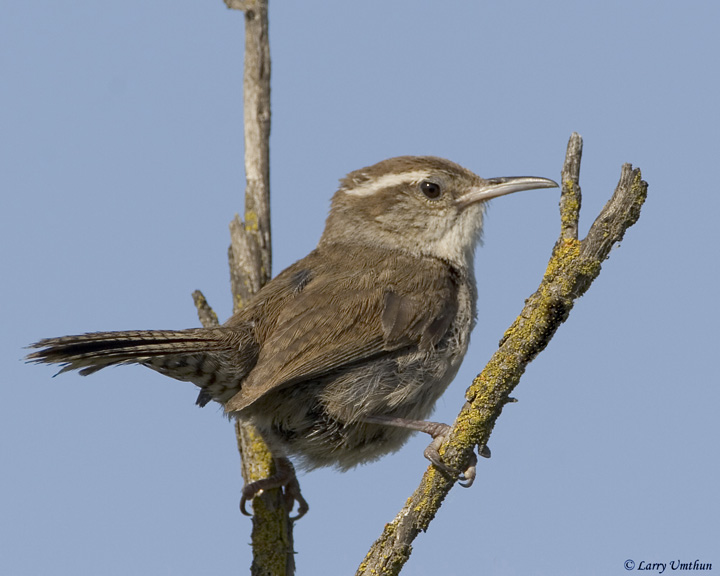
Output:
[343,170,431,197]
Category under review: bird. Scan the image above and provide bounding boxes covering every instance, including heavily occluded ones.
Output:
[27,155,557,519]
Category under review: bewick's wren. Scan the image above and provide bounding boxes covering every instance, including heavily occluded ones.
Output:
[28,156,557,518]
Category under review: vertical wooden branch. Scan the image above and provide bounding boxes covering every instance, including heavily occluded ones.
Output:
[227,0,272,310]
[228,3,294,576]
[197,1,294,575]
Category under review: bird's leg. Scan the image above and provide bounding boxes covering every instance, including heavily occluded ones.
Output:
[240,457,309,520]
[361,415,490,488]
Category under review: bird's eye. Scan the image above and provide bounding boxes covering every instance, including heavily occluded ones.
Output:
[420,180,442,200]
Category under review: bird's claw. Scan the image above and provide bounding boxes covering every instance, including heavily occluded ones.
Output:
[422,423,489,488]
[239,458,309,520]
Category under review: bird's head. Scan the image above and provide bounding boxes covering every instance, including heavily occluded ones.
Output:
[320,156,558,268]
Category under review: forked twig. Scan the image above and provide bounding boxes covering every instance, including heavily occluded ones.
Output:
[356,133,648,575]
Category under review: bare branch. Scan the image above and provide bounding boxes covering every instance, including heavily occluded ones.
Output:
[224,0,252,10]
[231,0,272,295]
[583,163,647,260]
[229,214,265,310]
[356,133,649,575]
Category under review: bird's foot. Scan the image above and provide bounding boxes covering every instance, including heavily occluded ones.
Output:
[240,457,309,520]
[362,416,489,487]
[421,422,489,488]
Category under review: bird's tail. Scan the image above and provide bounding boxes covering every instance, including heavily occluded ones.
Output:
[27,327,256,406]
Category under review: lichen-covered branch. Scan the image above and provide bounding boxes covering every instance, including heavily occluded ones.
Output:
[192,290,220,328]
[356,133,648,576]
[559,132,582,242]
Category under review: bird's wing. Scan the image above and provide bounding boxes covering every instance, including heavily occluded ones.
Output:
[224,256,457,413]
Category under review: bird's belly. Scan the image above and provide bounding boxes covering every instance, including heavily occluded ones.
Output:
[248,342,467,471]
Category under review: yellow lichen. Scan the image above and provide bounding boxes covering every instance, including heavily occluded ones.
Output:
[245,210,259,232]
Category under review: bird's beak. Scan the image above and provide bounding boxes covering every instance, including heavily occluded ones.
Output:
[456,176,559,208]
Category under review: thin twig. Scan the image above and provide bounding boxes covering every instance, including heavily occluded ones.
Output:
[559,132,582,242]
[192,290,220,328]
[356,133,648,575]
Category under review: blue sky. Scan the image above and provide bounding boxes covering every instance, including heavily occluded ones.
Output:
[2,2,718,575]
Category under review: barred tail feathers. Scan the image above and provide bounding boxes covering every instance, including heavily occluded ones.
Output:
[27,327,257,406]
